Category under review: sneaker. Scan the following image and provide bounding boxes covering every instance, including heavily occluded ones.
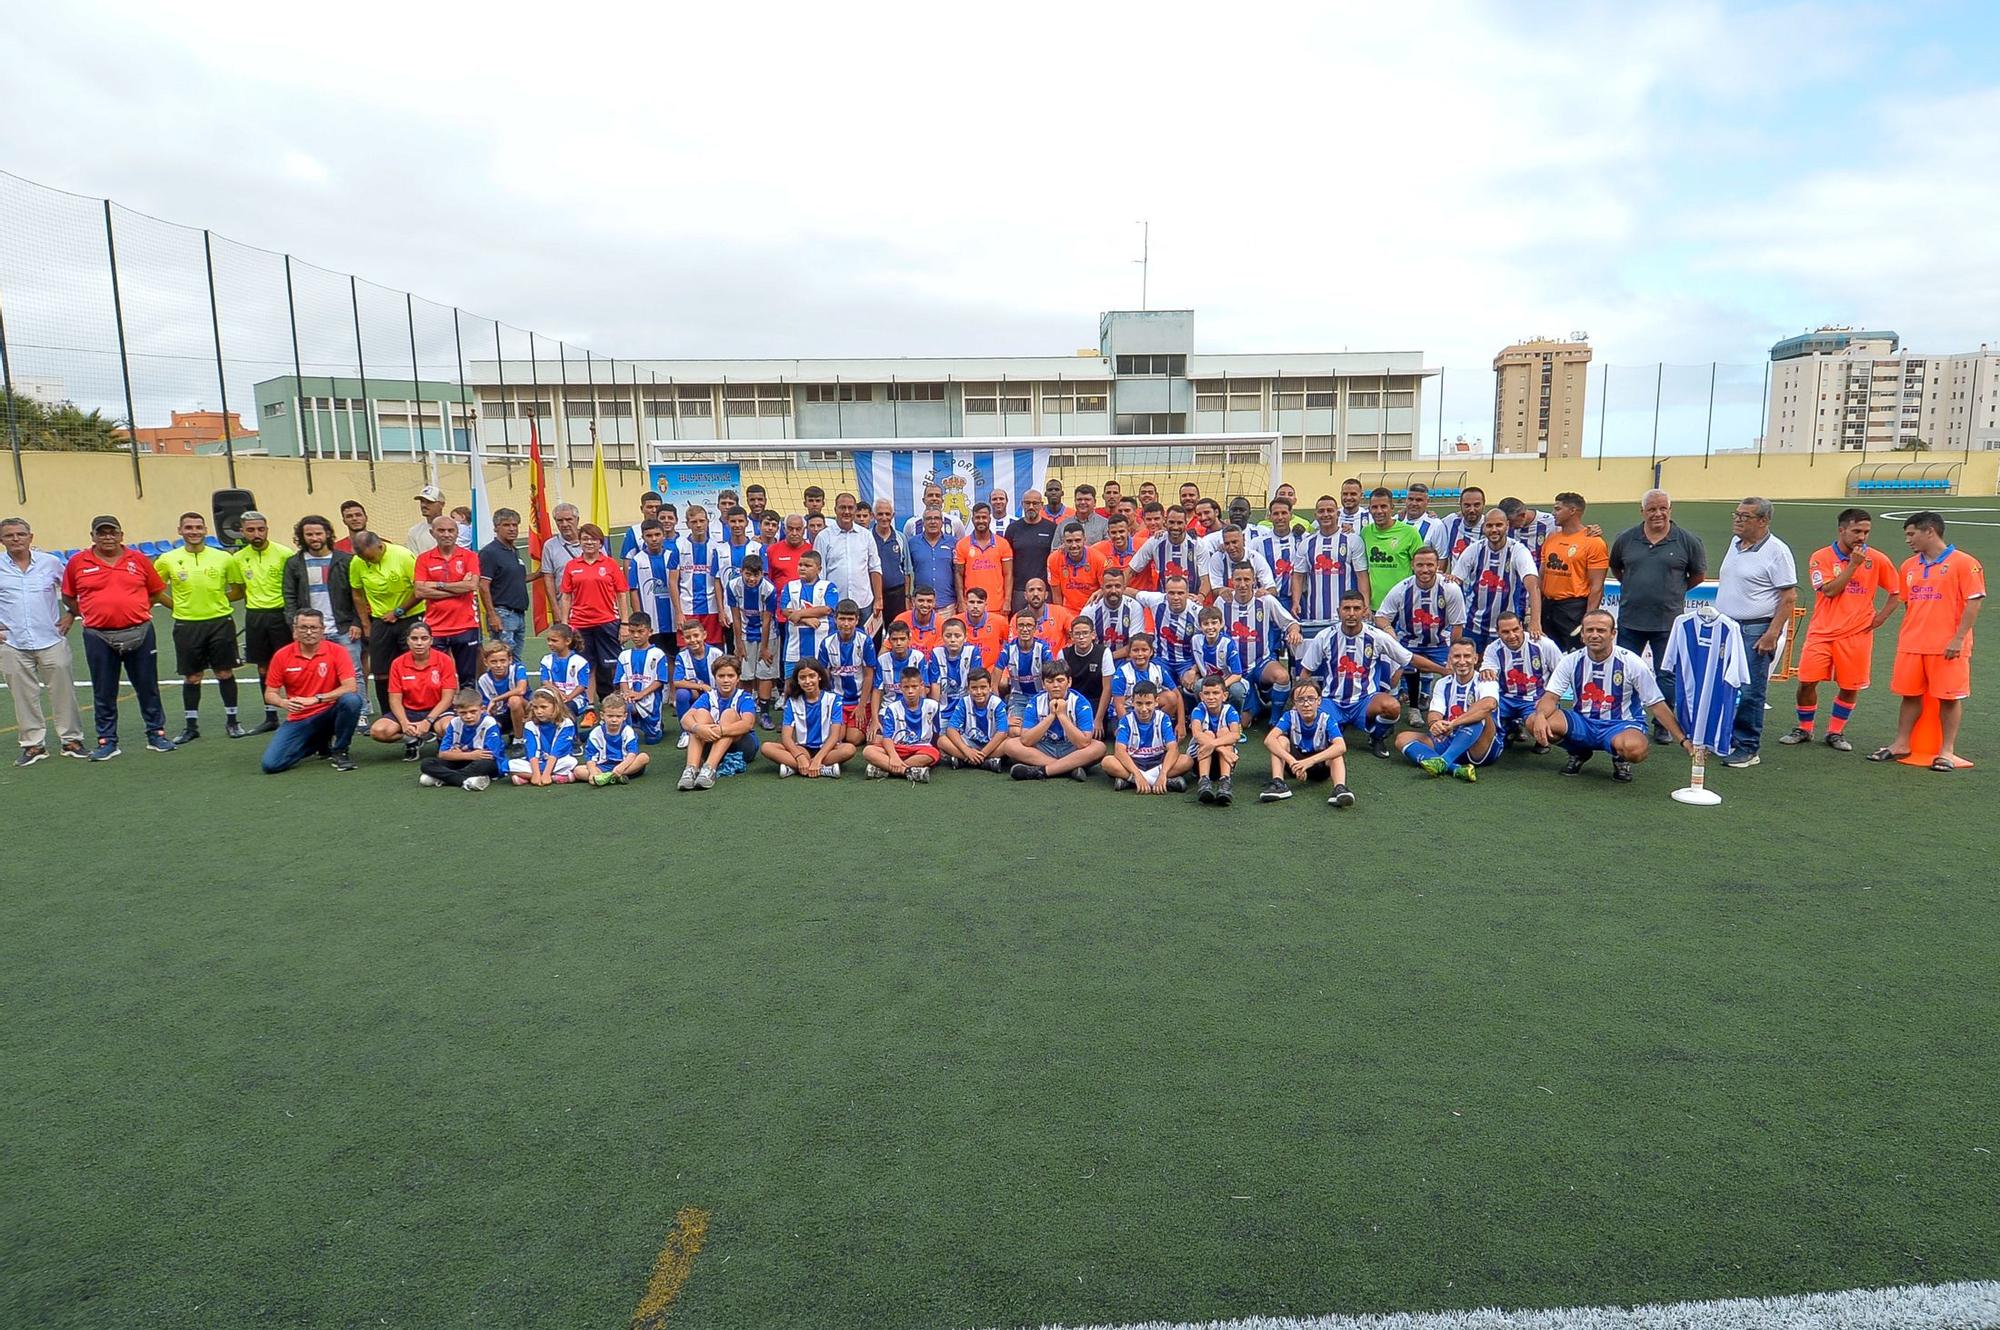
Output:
[419,773,442,787]
[246,716,280,736]
[224,719,247,739]
[677,767,698,791]
[695,767,716,789]
[823,763,841,778]
[1452,763,1478,783]
[89,741,122,762]
[1215,777,1233,806]
[676,732,691,749]
[15,746,47,767]
[1197,776,1215,803]
[1777,727,1812,746]
[1370,732,1392,759]
[1825,732,1853,753]
[778,764,794,778]
[327,750,355,772]
[1724,752,1760,768]
[865,762,886,780]
[553,772,574,784]
[1327,782,1356,808]
[462,775,491,791]
[757,708,775,732]
[914,766,930,783]
[1611,757,1635,783]
[144,733,177,753]
[905,767,923,783]
[1068,766,1089,781]
[1531,742,1552,755]
[509,739,526,759]
[593,771,618,787]
[172,725,200,745]
[1561,752,1591,775]
[615,772,631,785]
[983,757,1004,773]
[943,756,962,769]
[1419,756,1447,778]
[1165,776,1188,793]
[1113,777,1134,791]
[61,740,89,759]
[403,739,422,762]
[1010,763,1045,781]
[1259,779,1291,802]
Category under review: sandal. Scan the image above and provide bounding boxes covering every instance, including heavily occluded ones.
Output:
[1866,747,1906,762]
[1929,755,1956,772]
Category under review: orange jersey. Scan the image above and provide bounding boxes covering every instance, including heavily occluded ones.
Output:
[1805,545,1901,640]
[1897,548,1984,655]
[954,534,1013,609]
[1028,602,1075,652]
[1092,537,1146,589]
[894,608,947,653]
[1540,530,1608,599]
[1046,547,1106,611]
[958,610,1008,667]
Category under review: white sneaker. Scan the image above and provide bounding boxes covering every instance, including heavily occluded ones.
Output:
[677,767,697,790]
[866,762,885,780]
[778,764,794,778]
[676,732,690,749]
[418,773,441,787]
[695,766,716,790]
[462,775,491,791]
[1725,752,1760,768]
[825,762,842,778]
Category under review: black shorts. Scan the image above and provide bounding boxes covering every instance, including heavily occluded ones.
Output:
[244,608,291,669]
[172,617,239,675]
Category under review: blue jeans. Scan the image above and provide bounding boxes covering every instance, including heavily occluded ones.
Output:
[494,607,526,663]
[82,625,167,744]
[1731,617,1775,755]
[1615,625,1677,727]
[261,693,363,772]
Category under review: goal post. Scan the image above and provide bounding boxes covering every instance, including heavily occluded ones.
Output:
[642,433,1284,519]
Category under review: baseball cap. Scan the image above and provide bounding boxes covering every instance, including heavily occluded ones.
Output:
[90,514,122,532]
[415,484,444,502]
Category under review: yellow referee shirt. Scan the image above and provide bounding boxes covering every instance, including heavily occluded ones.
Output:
[350,543,425,620]
[154,544,236,621]
[228,540,294,611]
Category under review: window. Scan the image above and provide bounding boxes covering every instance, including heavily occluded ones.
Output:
[1114,412,1186,434]
[1347,433,1381,451]
[757,385,790,416]
[1274,384,1304,411]
[1114,353,1185,375]
[805,384,871,403]
[963,384,997,414]
[893,382,944,401]
[1228,383,1261,412]
[1305,378,1335,409]
[516,399,551,419]
[1044,395,1070,415]
[677,387,712,417]
[724,386,758,417]
[602,398,633,418]
[1074,392,1107,413]
[1349,391,1381,409]
[565,397,595,417]
[1001,392,1030,414]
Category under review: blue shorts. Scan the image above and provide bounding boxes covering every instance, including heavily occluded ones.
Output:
[1037,731,1078,759]
[633,708,666,743]
[1326,696,1376,732]
[1561,709,1643,754]
[1497,696,1539,727]
[1469,726,1507,766]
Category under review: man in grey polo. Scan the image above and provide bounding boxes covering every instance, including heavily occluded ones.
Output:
[0,516,87,763]
[1609,489,1707,728]
[1714,496,1797,766]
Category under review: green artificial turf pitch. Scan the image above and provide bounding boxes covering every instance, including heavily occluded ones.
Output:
[2,499,1996,1329]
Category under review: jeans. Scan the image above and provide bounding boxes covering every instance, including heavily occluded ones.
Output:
[261,693,363,772]
[1732,617,1775,755]
[82,625,166,744]
[494,607,526,662]
[1615,625,1677,726]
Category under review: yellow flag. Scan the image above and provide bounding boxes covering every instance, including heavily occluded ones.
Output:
[589,435,610,532]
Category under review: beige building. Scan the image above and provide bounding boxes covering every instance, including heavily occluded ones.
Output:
[1492,338,1592,458]
[1765,326,2000,454]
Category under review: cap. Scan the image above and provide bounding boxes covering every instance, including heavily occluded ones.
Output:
[415,485,444,502]
[90,514,122,532]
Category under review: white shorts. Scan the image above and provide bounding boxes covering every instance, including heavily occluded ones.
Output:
[507,755,577,776]
[740,645,780,681]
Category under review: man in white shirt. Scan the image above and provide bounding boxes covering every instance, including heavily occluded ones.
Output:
[813,491,884,628]
[1713,496,1798,767]
[408,485,445,554]
[0,516,87,763]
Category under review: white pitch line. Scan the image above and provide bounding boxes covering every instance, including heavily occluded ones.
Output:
[984,1280,2000,1330]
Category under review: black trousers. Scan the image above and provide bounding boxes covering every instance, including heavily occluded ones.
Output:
[578,622,622,701]
[1544,596,1589,653]
[419,754,498,787]
[368,617,418,712]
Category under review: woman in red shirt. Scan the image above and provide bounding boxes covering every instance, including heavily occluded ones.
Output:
[558,523,630,703]
[367,620,458,758]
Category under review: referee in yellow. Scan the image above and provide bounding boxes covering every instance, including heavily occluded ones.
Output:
[227,511,294,734]
[154,511,245,742]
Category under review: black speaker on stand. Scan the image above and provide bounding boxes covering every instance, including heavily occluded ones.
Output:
[212,489,257,548]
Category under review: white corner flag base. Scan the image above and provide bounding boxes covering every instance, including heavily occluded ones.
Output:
[1671,747,1722,806]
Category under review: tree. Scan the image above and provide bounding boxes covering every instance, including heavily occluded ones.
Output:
[1894,437,1933,453]
[0,389,129,452]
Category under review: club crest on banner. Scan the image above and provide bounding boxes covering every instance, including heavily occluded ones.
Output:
[930,458,978,527]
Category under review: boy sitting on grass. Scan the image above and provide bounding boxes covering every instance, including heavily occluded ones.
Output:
[1187,673,1241,805]
[1102,679,1190,795]
[582,693,650,786]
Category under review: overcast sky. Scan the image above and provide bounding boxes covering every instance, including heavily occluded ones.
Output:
[4,0,1997,391]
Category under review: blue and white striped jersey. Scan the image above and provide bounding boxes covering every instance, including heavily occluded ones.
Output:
[1217,593,1297,671]
[437,713,507,763]
[1548,646,1664,723]
[1084,596,1151,654]
[815,631,879,704]
[691,686,758,725]
[1296,529,1363,618]
[1660,610,1750,754]
[1452,539,1539,638]
[476,661,528,707]
[1131,532,1202,586]
[1277,706,1336,754]
[1481,634,1564,705]
[1428,673,1499,720]
[880,694,941,745]
[539,651,591,697]
[1404,513,1444,548]
[615,646,669,717]
[783,692,845,749]
[1025,689,1095,736]
[779,578,839,661]
[725,574,779,644]
[1376,576,1467,652]
[925,642,980,705]
[522,717,577,761]
[722,537,763,576]
[585,722,643,764]
[880,646,930,689]
[1133,592,1200,674]
[669,536,725,617]
[1511,510,1558,564]
[1433,512,1483,565]
[1110,658,1173,699]
[1250,526,1301,585]
[997,639,1050,696]
[627,548,675,630]
[1295,626,1413,705]
[1188,700,1241,736]
[944,694,1008,745]
[1115,711,1175,765]
[671,645,725,692]
[1188,631,1244,681]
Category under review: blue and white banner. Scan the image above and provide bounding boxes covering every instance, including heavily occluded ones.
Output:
[854,448,1048,525]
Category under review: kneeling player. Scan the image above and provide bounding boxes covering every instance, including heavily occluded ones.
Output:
[1186,673,1242,805]
[866,667,943,783]
[1000,661,1105,781]
[1481,609,1561,752]
[1396,640,1501,782]
[1524,609,1691,781]
[1103,680,1191,794]
[1260,677,1353,807]
[1294,590,1428,758]
[939,667,1009,771]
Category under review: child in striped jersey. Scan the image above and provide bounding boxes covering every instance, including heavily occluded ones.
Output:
[1187,674,1242,804]
[582,693,651,786]
[509,688,578,785]
[679,656,761,789]
[762,657,854,778]
[669,618,726,750]
[538,624,593,725]
[1109,632,1180,727]
[865,667,943,783]
[1259,678,1354,807]
[615,612,670,742]
[878,619,929,698]
[997,611,1052,727]
[422,689,507,791]
[939,667,1009,771]
[1186,606,1246,709]
[1103,680,1190,795]
[927,618,980,712]
[723,552,781,729]
[476,639,528,743]
[1395,640,1501,782]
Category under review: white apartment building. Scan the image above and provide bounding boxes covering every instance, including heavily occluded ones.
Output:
[1765,327,1999,453]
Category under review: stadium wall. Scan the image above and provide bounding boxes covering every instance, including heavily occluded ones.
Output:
[9,448,1996,547]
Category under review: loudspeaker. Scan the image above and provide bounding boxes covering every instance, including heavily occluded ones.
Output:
[212,489,257,547]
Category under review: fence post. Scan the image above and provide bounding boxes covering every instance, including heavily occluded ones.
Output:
[200,230,237,487]
[1702,361,1716,468]
[102,200,145,498]
[1596,363,1608,469]
[405,292,426,459]
[453,308,484,474]
[1435,366,1444,458]
[1756,359,1768,468]
[1965,355,1981,472]
[0,289,25,503]
[282,255,314,494]
[348,275,377,490]
[1808,358,1822,468]
[1647,362,1662,471]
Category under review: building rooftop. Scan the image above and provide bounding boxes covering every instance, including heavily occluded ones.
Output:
[1770,328,1901,361]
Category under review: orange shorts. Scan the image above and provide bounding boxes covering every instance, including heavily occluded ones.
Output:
[1797,634,1872,689]
[1890,650,1971,701]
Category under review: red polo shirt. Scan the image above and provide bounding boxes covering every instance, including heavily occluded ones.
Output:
[61,547,163,629]
[413,545,480,635]
[559,553,629,627]
[269,642,355,721]
[388,649,458,713]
